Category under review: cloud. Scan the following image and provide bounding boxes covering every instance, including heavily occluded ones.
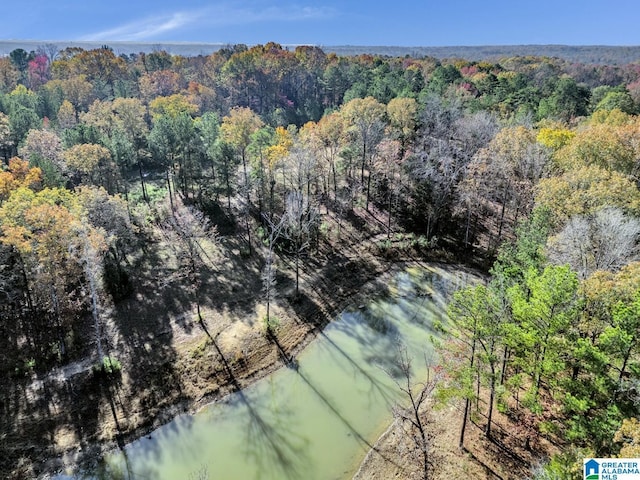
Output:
[80,3,336,42]
[212,5,335,25]
[81,11,200,41]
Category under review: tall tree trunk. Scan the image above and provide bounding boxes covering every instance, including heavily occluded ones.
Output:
[500,345,509,386]
[485,356,496,438]
[496,183,509,246]
[241,149,249,198]
[210,155,217,201]
[365,164,372,211]
[18,254,34,313]
[166,169,175,212]
[257,161,265,222]
[536,343,547,393]
[464,206,472,248]
[224,157,231,211]
[295,250,300,297]
[244,211,252,256]
[411,396,430,480]
[137,157,148,203]
[51,286,66,358]
[265,260,271,325]
[269,178,275,222]
[331,158,338,202]
[459,397,470,451]
[84,240,103,360]
[387,188,393,241]
[360,139,367,183]
[619,345,634,383]
[459,337,476,450]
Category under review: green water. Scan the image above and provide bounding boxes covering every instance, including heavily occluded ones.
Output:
[71,265,470,480]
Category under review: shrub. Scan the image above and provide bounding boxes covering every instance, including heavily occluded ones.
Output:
[100,355,122,375]
[262,315,280,336]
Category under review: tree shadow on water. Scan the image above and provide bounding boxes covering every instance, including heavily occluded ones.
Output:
[318,317,400,405]
[293,366,404,472]
[208,332,311,480]
[239,388,310,480]
[82,407,200,480]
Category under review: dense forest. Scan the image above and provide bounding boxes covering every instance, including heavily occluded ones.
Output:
[2,42,640,479]
[4,41,640,65]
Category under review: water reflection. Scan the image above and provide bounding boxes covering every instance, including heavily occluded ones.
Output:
[240,384,310,480]
[56,265,472,480]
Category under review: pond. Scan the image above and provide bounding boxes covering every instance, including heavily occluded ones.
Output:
[57,264,471,480]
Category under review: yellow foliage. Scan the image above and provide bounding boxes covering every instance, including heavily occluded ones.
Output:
[82,98,148,140]
[614,418,640,457]
[44,75,93,109]
[387,97,418,138]
[57,100,77,129]
[537,127,576,151]
[589,108,633,126]
[315,112,346,147]
[582,262,640,305]
[149,93,199,120]
[476,61,494,71]
[0,157,42,202]
[340,96,386,125]
[265,144,289,169]
[554,123,637,174]
[470,71,488,84]
[220,107,264,153]
[64,143,112,174]
[298,121,317,144]
[489,126,537,159]
[81,100,115,135]
[535,165,640,224]
[274,126,293,151]
[299,113,346,174]
[496,71,517,81]
[10,84,34,97]
[0,186,82,258]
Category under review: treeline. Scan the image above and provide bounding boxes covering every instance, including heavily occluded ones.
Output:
[1,42,640,131]
[4,41,640,65]
[442,108,640,477]
[1,42,640,475]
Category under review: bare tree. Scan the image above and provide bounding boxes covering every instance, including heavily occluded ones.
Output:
[412,98,497,238]
[168,201,218,323]
[262,213,286,334]
[384,345,440,480]
[374,139,403,240]
[37,43,59,63]
[80,226,106,361]
[458,125,547,250]
[547,207,640,279]
[283,191,319,298]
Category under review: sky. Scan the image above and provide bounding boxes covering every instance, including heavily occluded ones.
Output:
[2,0,640,46]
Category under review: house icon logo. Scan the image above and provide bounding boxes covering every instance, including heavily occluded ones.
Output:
[585,459,599,480]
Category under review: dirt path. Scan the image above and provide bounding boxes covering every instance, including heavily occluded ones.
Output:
[1,195,479,479]
[24,358,96,402]
[2,202,411,479]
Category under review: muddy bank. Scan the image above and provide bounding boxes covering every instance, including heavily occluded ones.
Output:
[4,194,472,480]
[353,388,560,480]
[29,230,406,478]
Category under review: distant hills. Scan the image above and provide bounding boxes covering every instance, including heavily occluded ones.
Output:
[1,40,639,65]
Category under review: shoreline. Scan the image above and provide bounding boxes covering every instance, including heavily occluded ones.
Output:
[41,256,411,478]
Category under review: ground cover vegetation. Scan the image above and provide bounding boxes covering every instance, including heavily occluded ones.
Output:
[1,42,640,478]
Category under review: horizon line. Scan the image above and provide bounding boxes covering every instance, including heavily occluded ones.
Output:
[1,39,640,49]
